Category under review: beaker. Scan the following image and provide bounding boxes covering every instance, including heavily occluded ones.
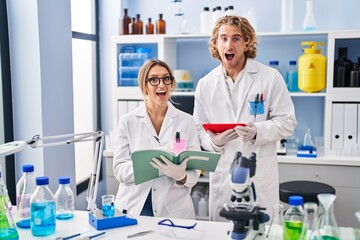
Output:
[299,202,322,240]
[317,193,341,239]
[0,183,19,239]
[266,203,288,239]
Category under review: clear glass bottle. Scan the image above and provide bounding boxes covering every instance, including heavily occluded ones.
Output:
[286,61,299,92]
[54,176,74,220]
[156,13,166,34]
[135,14,143,34]
[303,0,316,31]
[317,194,341,240]
[119,8,131,35]
[16,164,36,228]
[299,202,322,240]
[30,176,56,237]
[283,195,305,240]
[0,174,18,240]
[146,18,154,34]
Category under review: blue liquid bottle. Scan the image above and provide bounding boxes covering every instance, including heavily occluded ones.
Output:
[16,164,36,228]
[286,60,299,92]
[54,176,74,220]
[30,176,56,237]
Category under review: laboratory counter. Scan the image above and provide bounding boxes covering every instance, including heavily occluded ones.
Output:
[17,211,359,239]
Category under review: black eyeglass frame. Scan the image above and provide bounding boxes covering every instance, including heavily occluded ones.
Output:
[146,76,174,86]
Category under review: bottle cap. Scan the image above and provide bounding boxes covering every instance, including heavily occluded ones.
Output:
[288,195,303,206]
[22,164,34,173]
[289,60,297,65]
[36,176,49,186]
[59,176,70,185]
[269,60,279,65]
[204,7,209,11]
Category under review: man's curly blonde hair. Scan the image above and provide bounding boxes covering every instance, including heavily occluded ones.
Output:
[209,15,257,61]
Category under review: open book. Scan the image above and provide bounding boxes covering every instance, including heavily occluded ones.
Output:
[131,149,221,185]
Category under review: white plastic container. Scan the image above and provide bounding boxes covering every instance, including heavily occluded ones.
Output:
[281,0,293,32]
[198,197,208,217]
[200,7,212,34]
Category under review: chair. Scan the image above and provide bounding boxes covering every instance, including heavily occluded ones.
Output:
[279,180,336,204]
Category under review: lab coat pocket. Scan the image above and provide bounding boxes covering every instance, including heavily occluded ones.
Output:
[249,101,265,115]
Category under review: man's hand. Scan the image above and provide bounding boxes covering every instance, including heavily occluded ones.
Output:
[208,129,238,147]
[150,155,189,181]
[235,122,257,142]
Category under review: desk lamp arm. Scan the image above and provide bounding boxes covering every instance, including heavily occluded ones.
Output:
[27,131,105,212]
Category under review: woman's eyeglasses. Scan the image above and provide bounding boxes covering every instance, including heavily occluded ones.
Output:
[146,76,174,86]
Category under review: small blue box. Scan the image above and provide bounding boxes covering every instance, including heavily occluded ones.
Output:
[297,145,317,158]
[89,209,137,230]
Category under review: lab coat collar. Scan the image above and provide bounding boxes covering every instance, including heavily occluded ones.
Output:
[135,101,179,137]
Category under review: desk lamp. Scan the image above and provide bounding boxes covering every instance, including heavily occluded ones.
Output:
[0,131,137,230]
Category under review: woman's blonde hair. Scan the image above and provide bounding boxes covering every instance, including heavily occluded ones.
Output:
[138,59,176,101]
[209,15,257,60]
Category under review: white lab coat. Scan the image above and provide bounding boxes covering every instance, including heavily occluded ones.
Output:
[193,59,297,221]
[113,102,201,219]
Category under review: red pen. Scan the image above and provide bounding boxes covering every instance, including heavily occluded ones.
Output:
[260,93,264,103]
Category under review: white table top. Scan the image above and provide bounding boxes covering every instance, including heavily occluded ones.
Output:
[17,211,232,240]
[16,210,359,240]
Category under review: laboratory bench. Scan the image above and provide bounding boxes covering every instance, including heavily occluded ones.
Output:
[16,210,359,239]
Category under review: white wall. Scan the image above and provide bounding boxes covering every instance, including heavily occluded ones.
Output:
[7,0,79,205]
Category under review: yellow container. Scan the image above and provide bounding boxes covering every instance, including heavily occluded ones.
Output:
[298,42,327,93]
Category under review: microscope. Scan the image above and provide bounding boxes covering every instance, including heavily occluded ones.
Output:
[220,152,269,240]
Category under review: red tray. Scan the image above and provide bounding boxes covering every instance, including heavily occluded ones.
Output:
[202,123,246,133]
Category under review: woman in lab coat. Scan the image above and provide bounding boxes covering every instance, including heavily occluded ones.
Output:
[193,16,297,221]
[113,59,200,219]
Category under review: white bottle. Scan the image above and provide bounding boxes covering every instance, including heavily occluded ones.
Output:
[198,197,208,217]
[16,164,37,228]
[54,176,75,220]
[281,0,293,32]
[303,0,316,31]
[200,7,212,34]
[212,6,223,28]
[225,5,236,16]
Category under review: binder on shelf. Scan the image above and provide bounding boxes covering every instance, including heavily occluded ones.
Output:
[344,103,357,146]
[331,103,344,149]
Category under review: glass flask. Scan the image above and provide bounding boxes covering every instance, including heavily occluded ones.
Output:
[303,128,314,147]
[299,202,322,240]
[267,203,288,239]
[317,194,341,240]
[303,0,316,31]
[356,211,360,225]
[0,181,19,240]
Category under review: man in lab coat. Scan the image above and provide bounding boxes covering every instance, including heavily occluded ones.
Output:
[193,15,297,221]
